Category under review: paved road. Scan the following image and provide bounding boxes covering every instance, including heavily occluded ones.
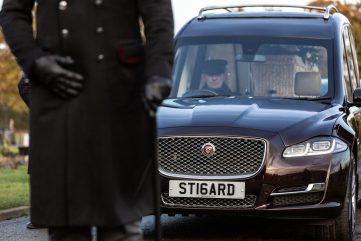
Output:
[2,213,361,241]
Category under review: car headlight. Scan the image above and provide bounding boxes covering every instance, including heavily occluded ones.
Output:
[283,137,348,157]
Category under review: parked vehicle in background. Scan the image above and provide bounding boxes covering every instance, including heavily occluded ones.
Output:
[157,4,361,241]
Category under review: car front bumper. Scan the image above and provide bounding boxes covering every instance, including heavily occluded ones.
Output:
[159,150,350,220]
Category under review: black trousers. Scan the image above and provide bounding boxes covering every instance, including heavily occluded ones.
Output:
[48,221,143,241]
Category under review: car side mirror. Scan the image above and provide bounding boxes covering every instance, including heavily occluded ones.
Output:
[352,87,361,106]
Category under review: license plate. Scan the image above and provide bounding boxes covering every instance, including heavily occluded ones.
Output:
[169,180,245,199]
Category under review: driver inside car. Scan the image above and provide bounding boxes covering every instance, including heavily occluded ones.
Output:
[201,59,233,95]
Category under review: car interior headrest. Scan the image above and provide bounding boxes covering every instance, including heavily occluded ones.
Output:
[294,72,321,96]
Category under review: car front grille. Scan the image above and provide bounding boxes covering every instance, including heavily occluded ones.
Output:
[161,193,257,209]
[272,193,323,207]
[158,136,266,176]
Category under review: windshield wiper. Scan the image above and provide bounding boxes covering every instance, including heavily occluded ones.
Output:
[273,96,331,101]
[182,89,234,98]
[183,94,217,98]
[182,94,235,98]
[297,97,332,101]
[273,96,332,104]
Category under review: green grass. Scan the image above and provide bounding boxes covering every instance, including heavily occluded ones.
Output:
[0,166,29,210]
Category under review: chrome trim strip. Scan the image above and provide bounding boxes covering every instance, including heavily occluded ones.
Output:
[160,169,255,180]
[270,183,325,196]
[158,135,268,180]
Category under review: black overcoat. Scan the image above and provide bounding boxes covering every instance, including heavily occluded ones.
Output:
[0,0,174,226]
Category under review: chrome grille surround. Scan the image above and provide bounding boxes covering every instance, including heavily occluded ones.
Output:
[161,193,257,209]
[158,136,267,178]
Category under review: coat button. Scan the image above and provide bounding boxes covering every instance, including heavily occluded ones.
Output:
[59,1,68,10]
[96,27,104,34]
[94,0,103,6]
[97,54,105,61]
[61,29,69,37]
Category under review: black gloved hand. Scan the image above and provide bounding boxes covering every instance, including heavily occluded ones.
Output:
[31,55,84,99]
[18,75,31,108]
[144,75,172,112]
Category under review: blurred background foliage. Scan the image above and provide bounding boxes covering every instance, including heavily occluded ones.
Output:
[0,33,28,131]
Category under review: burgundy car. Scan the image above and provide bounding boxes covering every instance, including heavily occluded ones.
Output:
[157,4,361,241]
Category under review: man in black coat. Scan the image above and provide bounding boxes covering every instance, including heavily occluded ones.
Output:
[1,0,174,240]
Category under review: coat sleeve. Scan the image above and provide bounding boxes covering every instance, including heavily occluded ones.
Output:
[0,0,45,76]
[137,0,174,80]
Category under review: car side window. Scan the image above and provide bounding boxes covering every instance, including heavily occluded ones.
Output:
[343,27,353,101]
[344,26,358,92]
[348,27,360,87]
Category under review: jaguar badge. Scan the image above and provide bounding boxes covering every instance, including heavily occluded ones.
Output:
[201,143,216,157]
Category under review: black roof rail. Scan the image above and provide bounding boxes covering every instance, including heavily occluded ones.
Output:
[197,4,338,20]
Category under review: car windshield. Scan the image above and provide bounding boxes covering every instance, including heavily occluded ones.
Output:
[171,37,333,100]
